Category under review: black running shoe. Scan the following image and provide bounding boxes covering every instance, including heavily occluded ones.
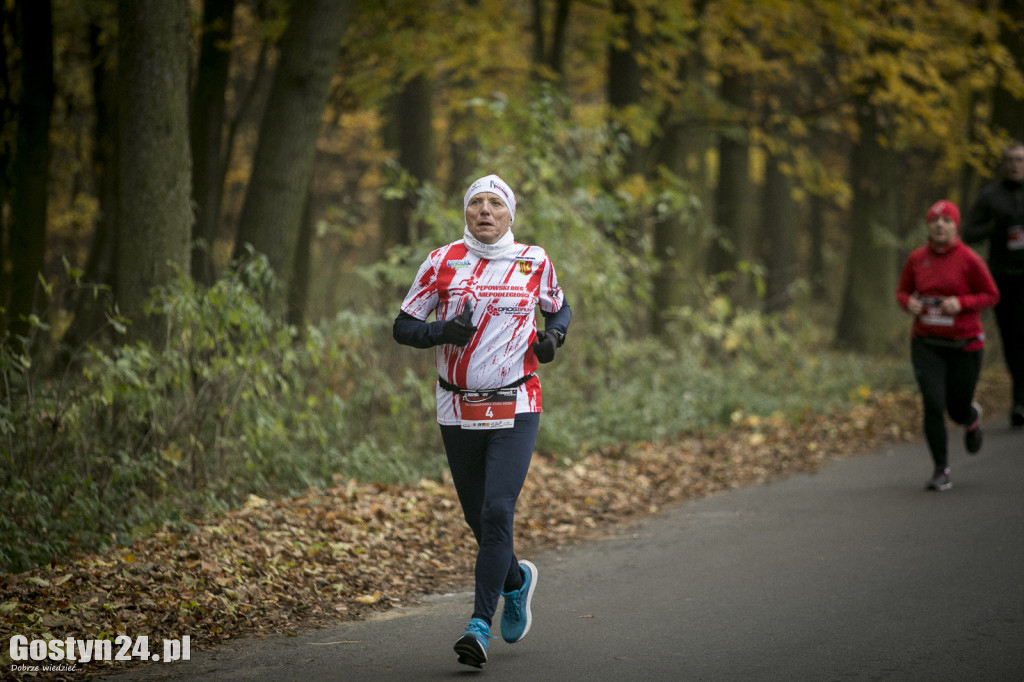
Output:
[1011,405,1024,429]
[926,468,952,491]
[965,402,983,454]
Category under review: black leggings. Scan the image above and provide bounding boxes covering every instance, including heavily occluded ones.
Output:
[993,274,1024,407]
[911,338,982,469]
[440,412,539,625]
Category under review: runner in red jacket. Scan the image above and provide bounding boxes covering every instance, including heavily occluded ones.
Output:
[896,199,1000,491]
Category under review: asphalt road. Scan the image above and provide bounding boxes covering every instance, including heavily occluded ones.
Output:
[105,423,1023,682]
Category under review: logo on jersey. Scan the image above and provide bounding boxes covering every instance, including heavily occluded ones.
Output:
[446,258,471,270]
[515,258,534,275]
[486,303,532,317]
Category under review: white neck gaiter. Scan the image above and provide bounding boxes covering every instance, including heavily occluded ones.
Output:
[463,226,519,260]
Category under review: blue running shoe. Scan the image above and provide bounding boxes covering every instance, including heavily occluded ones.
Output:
[454,618,491,668]
[500,559,537,643]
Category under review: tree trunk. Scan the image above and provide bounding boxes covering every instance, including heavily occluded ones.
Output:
[651,116,693,336]
[650,44,711,335]
[991,0,1024,141]
[6,0,54,344]
[445,0,479,196]
[762,149,796,313]
[116,0,192,346]
[709,72,757,307]
[530,0,571,87]
[446,110,479,196]
[380,72,435,251]
[287,181,314,328]
[0,3,14,325]
[607,0,644,178]
[231,0,350,313]
[834,99,900,354]
[808,192,827,299]
[190,0,236,285]
[65,17,119,348]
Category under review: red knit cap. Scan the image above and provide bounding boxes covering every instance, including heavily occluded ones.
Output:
[926,199,960,229]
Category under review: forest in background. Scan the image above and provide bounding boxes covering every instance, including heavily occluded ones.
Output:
[0,0,1021,573]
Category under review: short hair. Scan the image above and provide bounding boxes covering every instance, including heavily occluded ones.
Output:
[1002,140,1024,162]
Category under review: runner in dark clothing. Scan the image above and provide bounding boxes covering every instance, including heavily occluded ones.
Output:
[962,142,1024,428]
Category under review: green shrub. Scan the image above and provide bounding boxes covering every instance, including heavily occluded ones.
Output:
[0,259,448,574]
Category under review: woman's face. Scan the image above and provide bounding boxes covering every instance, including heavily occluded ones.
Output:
[465,192,512,244]
[927,214,958,248]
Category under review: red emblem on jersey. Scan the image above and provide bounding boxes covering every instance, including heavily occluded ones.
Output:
[516,260,532,275]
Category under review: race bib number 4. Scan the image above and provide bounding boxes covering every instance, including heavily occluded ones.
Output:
[460,388,517,430]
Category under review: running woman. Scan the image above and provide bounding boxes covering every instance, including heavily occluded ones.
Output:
[393,174,571,668]
[896,199,1000,491]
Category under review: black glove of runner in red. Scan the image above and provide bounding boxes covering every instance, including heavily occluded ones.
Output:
[442,301,477,347]
[532,330,559,363]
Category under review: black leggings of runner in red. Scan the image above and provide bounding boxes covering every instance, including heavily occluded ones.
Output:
[911,338,982,470]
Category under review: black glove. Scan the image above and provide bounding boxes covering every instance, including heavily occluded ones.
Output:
[532,330,559,363]
[442,301,477,347]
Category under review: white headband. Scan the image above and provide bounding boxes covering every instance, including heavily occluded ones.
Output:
[464,174,516,223]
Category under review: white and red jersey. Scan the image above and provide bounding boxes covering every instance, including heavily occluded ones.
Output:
[401,239,566,425]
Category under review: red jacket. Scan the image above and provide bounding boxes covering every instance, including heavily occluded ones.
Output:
[896,240,1000,351]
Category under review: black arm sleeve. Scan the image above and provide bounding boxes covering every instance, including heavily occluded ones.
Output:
[540,298,572,343]
[393,311,446,349]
